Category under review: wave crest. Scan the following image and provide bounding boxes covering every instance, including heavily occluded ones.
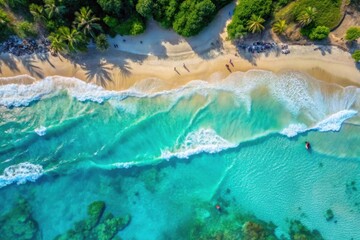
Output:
[281,110,358,137]
[0,162,44,188]
[161,128,236,160]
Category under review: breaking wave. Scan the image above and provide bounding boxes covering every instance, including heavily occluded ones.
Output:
[281,110,358,137]
[161,128,237,160]
[35,126,47,136]
[0,162,44,188]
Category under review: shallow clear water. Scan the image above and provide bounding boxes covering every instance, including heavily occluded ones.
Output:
[0,71,360,239]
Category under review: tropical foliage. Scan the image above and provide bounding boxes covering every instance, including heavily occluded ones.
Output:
[297,6,317,26]
[227,0,273,39]
[309,26,329,40]
[95,33,109,51]
[275,0,342,29]
[247,15,265,33]
[352,50,360,62]
[345,26,360,41]
[73,7,102,39]
[272,20,287,34]
[49,26,87,53]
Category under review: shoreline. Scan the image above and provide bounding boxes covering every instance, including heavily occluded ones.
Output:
[1,0,359,91]
[0,44,359,91]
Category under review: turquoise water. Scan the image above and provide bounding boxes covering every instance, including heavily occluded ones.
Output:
[0,70,360,239]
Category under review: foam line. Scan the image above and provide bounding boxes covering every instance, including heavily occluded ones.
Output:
[0,162,44,188]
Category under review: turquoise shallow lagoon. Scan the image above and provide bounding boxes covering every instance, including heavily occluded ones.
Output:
[0,70,360,239]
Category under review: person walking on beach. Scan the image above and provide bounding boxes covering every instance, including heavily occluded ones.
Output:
[183,63,190,72]
[174,67,180,75]
[225,64,231,72]
[229,59,234,67]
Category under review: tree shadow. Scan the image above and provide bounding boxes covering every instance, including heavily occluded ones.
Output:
[35,52,56,69]
[185,1,236,59]
[0,54,20,74]
[19,56,44,78]
[314,39,333,56]
[81,60,113,88]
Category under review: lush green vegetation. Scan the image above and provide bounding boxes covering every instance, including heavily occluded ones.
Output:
[272,19,287,34]
[0,0,233,53]
[352,50,360,62]
[274,0,342,39]
[275,0,342,29]
[345,26,360,41]
[227,0,273,39]
[309,26,330,40]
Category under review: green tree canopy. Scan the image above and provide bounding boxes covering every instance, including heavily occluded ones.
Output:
[73,6,102,39]
[49,26,87,53]
[247,14,265,33]
[297,6,317,26]
[152,0,179,29]
[272,19,287,34]
[95,34,109,51]
[136,0,154,18]
[44,0,66,19]
[173,0,216,37]
[227,0,272,39]
[97,0,125,17]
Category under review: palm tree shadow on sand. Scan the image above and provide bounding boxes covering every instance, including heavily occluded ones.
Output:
[82,61,113,87]
[20,56,44,78]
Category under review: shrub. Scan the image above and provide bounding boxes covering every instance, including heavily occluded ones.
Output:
[309,25,329,40]
[345,26,360,41]
[352,50,360,62]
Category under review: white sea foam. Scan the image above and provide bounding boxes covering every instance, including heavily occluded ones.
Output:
[113,161,137,169]
[312,110,358,132]
[35,126,47,136]
[0,162,44,188]
[0,76,132,107]
[281,110,358,137]
[160,128,237,160]
[280,123,308,138]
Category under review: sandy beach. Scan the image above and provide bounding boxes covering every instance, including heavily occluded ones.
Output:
[1,2,359,90]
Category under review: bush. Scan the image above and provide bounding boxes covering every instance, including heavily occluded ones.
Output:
[345,26,360,41]
[309,25,329,40]
[16,21,37,38]
[352,50,360,62]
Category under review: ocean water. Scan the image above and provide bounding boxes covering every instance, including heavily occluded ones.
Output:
[0,70,360,240]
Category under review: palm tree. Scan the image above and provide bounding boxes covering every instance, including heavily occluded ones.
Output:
[48,32,67,53]
[44,0,65,19]
[297,7,317,26]
[57,26,85,52]
[29,4,45,22]
[73,7,102,39]
[247,15,265,33]
[272,20,287,34]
